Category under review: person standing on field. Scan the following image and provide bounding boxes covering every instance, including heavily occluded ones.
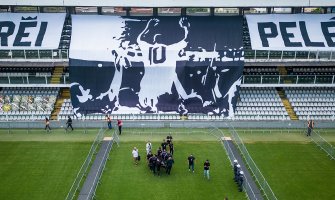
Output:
[166,156,174,175]
[161,139,167,151]
[146,141,152,155]
[188,154,195,173]
[233,160,238,180]
[45,117,51,132]
[117,119,123,135]
[238,171,244,192]
[307,119,314,136]
[132,147,139,165]
[169,142,174,155]
[204,159,210,180]
[66,115,74,131]
[106,115,112,130]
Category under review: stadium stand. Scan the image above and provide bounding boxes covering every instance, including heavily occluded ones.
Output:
[286,87,335,120]
[0,4,334,122]
[235,87,289,120]
[0,66,54,84]
[288,67,335,75]
[243,67,279,75]
[59,15,72,50]
[0,87,59,120]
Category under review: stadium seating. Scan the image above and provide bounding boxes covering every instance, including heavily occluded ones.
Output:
[0,11,333,121]
[234,87,289,120]
[0,87,59,120]
[285,88,335,120]
[243,67,279,75]
[0,67,54,84]
[58,99,220,120]
[59,15,72,49]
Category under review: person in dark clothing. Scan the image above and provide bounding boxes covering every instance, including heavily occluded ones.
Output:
[146,151,153,161]
[188,154,195,172]
[238,171,244,192]
[161,139,167,151]
[106,115,112,129]
[45,117,51,132]
[149,154,157,174]
[161,149,168,161]
[117,119,123,135]
[156,157,162,176]
[166,157,174,175]
[169,142,174,155]
[233,160,238,180]
[157,147,162,158]
[204,159,210,180]
[166,133,172,144]
[307,119,314,136]
[66,116,74,131]
[235,164,241,183]
[157,147,163,157]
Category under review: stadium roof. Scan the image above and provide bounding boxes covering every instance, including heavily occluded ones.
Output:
[1,0,335,7]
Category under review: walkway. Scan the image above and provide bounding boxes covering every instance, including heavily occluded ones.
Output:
[78,137,114,200]
[221,137,264,200]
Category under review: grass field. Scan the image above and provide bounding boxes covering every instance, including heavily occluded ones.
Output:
[236,129,335,200]
[96,130,246,200]
[0,129,98,200]
[0,127,334,200]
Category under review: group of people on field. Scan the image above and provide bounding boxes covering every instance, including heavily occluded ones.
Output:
[130,135,211,180]
[145,136,175,176]
[187,154,211,180]
[44,115,123,134]
[44,116,73,132]
[233,159,244,192]
[105,115,123,135]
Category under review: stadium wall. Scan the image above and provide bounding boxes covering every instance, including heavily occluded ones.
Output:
[1,120,335,129]
[0,0,333,7]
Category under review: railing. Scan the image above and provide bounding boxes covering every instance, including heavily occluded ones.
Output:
[209,126,258,200]
[0,74,69,84]
[0,74,334,86]
[245,49,335,62]
[0,49,68,60]
[229,125,278,200]
[0,49,335,62]
[65,128,105,200]
[310,129,335,160]
[86,128,112,200]
[242,75,335,85]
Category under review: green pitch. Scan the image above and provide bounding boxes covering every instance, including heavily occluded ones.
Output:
[0,129,98,200]
[0,127,334,200]
[237,129,335,200]
[96,140,245,200]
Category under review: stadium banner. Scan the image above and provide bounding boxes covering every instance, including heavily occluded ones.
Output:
[69,15,244,117]
[0,13,66,49]
[246,14,335,50]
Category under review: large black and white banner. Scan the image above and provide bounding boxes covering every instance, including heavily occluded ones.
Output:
[246,14,335,50]
[70,15,244,117]
[0,13,65,49]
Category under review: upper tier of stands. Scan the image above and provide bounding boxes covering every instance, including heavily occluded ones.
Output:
[59,16,72,50]
[0,16,334,62]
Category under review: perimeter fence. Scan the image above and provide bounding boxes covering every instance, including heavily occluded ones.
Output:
[229,124,278,200]
[65,128,105,200]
